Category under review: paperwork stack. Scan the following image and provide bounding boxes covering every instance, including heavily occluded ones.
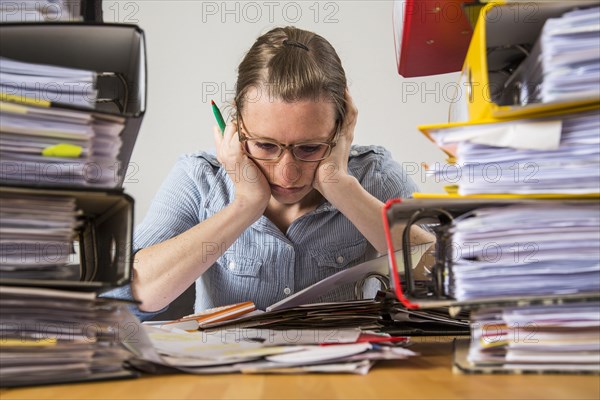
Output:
[0,21,147,387]
[421,108,600,195]
[0,286,139,386]
[388,1,600,374]
[126,258,469,376]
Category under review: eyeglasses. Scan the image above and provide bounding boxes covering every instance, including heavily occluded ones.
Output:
[236,113,339,162]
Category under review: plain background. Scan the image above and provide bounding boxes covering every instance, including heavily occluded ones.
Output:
[102,0,460,225]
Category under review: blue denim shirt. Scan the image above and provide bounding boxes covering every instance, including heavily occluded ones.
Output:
[103,145,419,320]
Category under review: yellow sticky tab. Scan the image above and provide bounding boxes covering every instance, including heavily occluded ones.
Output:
[0,92,51,107]
[444,185,459,194]
[1,338,57,347]
[0,101,28,114]
[42,144,83,158]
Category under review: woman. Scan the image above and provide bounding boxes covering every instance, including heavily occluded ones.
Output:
[116,26,432,320]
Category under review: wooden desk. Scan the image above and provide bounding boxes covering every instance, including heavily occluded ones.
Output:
[1,341,598,400]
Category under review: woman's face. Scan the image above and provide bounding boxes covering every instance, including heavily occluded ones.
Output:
[239,87,338,205]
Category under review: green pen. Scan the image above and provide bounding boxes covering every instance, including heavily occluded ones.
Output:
[211,100,226,135]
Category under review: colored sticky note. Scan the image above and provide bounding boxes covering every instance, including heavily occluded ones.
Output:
[42,143,83,158]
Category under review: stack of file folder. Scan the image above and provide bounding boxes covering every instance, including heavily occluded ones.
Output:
[0,286,138,386]
[0,191,81,280]
[0,22,146,387]
[1,56,99,108]
[0,98,125,187]
[385,0,600,375]
[446,203,600,301]
[0,23,146,188]
[423,109,600,195]
[462,302,600,373]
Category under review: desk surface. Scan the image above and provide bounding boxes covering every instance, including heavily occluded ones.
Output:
[2,340,599,400]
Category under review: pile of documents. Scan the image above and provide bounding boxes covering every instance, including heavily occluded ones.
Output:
[134,325,417,375]
[0,57,127,188]
[1,57,97,109]
[540,6,600,103]
[0,286,138,387]
[392,1,600,375]
[502,6,600,106]
[0,17,143,388]
[129,259,470,375]
[0,191,82,280]
[426,109,600,195]
[0,100,125,187]
[468,302,600,372]
[445,203,600,301]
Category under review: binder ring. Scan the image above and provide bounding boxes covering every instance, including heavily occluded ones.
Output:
[354,272,389,300]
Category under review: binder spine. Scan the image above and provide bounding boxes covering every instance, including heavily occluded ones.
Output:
[382,198,421,309]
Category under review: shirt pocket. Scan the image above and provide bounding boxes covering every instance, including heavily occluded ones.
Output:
[218,253,262,277]
[310,239,367,270]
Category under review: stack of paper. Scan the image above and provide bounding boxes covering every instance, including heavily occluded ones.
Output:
[0,100,124,187]
[427,110,600,195]
[540,7,600,103]
[127,258,471,375]
[0,57,97,109]
[445,203,600,301]
[500,6,600,106]
[133,325,417,375]
[0,286,137,387]
[468,302,600,372]
[0,192,83,280]
[198,299,388,331]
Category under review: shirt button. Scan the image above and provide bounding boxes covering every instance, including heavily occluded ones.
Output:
[350,150,359,156]
[283,287,292,295]
[336,256,345,264]
[228,261,235,270]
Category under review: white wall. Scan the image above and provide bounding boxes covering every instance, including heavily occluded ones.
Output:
[103,0,458,225]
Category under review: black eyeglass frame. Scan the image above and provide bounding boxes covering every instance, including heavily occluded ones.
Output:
[236,113,340,162]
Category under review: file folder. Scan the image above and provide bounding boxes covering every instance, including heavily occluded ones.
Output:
[393,0,476,77]
[0,23,147,188]
[0,185,134,290]
[382,197,600,312]
[420,103,599,158]
[451,1,599,123]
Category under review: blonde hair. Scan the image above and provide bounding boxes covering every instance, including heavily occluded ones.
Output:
[235,26,347,125]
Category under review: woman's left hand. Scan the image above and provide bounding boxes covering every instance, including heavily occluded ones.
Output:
[313,88,358,196]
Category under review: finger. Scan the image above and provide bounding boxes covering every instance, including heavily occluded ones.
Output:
[344,88,358,122]
[222,119,237,141]
[213,126,223,162]
[213,125,224,147]
[339,89,357,135]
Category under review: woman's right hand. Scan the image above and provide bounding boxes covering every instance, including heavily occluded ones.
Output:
[214,120,271,213]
